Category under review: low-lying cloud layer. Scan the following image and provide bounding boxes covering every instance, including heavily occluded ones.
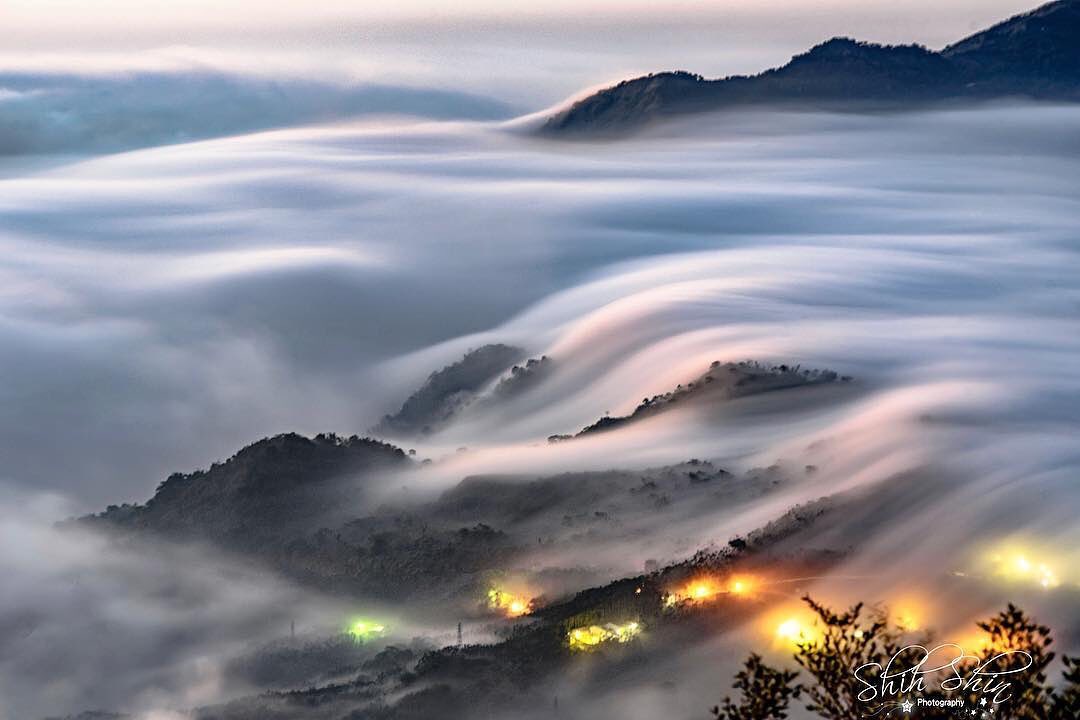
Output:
[1,105,1079,717]
[0,487,375,719]
[0,70,511,155]
[3,106,1078,508]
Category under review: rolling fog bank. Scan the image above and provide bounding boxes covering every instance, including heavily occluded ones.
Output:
[1,105,1078,717]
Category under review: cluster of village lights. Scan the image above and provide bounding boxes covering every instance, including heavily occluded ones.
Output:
[568,622,642,651]
[350,540,1066,653]
[662,574,757,608]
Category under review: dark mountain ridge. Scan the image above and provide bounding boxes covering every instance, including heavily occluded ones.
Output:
[79,431,797,603]
[943,0,1080,87]
[77,354,841,604]
[543,1,1080,135]
[81,433,411,553]
[549,360,847,442]
[372,344,525,437]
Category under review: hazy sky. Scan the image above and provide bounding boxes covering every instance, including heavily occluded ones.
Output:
[1,0,1043,105]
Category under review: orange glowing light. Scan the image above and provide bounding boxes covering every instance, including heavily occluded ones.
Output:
[663,578,717,606]
[896,614,919,631]
[891,597,925,632]
[728,575,757,597]
[777,619,802,640]
[774,617,822,647]
[764,606,821,648]
[488,589,533,617]
[664,574,760,608]
[952,630,995,657]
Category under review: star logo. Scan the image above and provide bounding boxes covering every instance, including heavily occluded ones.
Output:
[901,700,914,713]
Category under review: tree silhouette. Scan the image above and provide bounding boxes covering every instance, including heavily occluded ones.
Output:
[1052,655,1080,717]
[791,596,902,720]
[710,653,800,720]
[973,604,1054,720]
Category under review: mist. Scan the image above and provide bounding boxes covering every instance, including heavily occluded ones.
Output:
[0,71,511,155]
[3,106,1078,508]
[2,103,1079,717]
[0,487,354,718]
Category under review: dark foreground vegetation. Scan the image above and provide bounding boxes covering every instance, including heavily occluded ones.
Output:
[713,599,1080,720]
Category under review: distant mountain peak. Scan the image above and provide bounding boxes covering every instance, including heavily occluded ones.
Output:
[542,1,1080,136]
[792,37,937,62]
[801,37,893,55]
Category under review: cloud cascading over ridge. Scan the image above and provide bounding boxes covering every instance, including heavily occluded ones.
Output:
[1,106,1078,511]
[2,103,1079,717]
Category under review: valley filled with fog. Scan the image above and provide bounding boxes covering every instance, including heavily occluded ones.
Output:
[2,105,1079,718]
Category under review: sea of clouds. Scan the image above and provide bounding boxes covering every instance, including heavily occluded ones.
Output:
[1,103,1078,717]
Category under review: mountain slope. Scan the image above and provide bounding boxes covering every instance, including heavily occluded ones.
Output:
[549,360,847,441]
[83,433,410,552]
[543,1,1080,135]
[943,0,1080,93]
[150,492,848,720]
[80,434,800,603]
[373,344,525,437]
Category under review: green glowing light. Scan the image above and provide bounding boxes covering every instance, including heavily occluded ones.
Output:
[345,617,387,641]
